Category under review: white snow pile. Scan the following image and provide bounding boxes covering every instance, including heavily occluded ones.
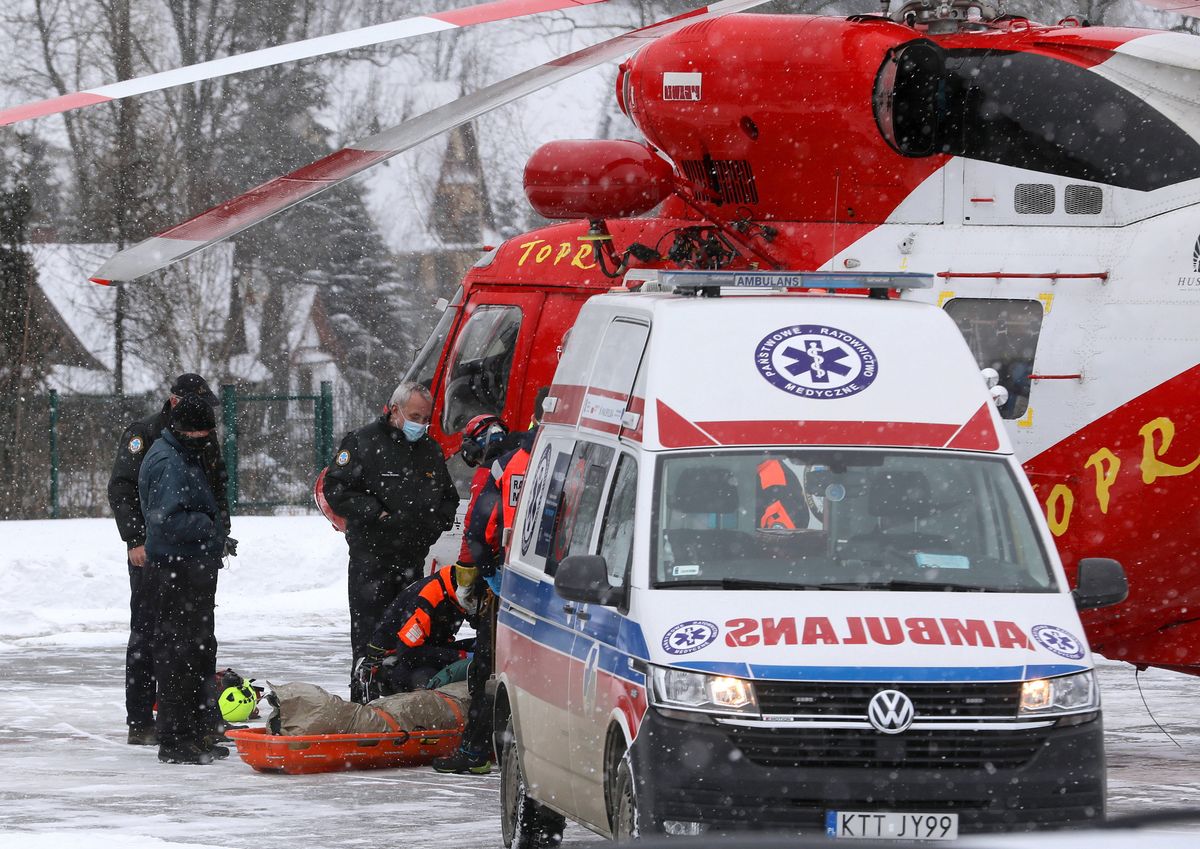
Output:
[0,516,352,649]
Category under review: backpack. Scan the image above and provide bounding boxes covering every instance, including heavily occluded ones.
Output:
[313,467,347,533]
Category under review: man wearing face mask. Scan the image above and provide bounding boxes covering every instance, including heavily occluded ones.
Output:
[140,394,229,764]
[108,373,231,747]
[324,381,460,702]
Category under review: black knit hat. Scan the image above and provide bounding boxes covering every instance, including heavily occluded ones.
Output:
[170,373,219,406]
[171,393,216,432]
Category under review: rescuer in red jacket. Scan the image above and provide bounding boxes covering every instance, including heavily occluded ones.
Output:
[356,563,484,700]
[433,392,545,774]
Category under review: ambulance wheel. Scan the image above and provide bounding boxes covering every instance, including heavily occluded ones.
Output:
[612,751,641,840]
[500,717,564,849]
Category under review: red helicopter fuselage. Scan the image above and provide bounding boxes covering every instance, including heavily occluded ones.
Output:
[410,13,1200,674]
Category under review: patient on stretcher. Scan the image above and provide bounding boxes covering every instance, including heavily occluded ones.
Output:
[266,662,471,736]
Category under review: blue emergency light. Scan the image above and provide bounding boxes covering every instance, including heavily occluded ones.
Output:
[654,270,934,292]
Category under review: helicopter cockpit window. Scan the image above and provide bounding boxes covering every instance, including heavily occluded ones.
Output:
[403,287,462,389]
[944,298,1043,420]
[441,305,522,434]
[875,45,1200,191]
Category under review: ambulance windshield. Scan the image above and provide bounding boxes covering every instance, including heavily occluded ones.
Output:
[653,450,1057,593]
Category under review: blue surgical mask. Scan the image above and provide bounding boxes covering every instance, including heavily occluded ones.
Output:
[401,418,428,442]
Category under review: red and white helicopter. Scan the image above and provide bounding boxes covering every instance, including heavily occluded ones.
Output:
[6,0,1200,675]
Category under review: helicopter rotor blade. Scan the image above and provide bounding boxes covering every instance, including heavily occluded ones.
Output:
[1136,0,1200,13]
[0,0,610,127]
[91,0,768,285]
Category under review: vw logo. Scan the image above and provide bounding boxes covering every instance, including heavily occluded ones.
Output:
[867,690,915,734]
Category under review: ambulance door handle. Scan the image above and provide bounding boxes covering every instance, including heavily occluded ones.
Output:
[563,603,590,622]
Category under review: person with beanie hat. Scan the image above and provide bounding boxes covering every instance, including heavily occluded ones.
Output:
[138,384,228,765]
[107,374,231,749]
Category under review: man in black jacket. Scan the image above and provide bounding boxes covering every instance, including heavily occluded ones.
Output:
[325,381,459,702]
[107,373,230,746]
[140,395,229,765]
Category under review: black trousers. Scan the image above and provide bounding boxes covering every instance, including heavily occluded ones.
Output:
[150,555,220,746]
[126,561,157,728]
[348,547,425,699]
[460,596,496,756]
[382,645,465,694]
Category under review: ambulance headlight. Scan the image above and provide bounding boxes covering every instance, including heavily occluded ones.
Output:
[650,666,757,714]
[1019,671,1098,715]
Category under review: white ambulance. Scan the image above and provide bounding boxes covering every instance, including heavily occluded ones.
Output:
[493,271,1127,844]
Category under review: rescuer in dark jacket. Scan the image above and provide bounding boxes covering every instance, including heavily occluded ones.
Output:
[107,373,230,746]
[140,395,229,765]
[358,562,484,698]
[324,381,459,702]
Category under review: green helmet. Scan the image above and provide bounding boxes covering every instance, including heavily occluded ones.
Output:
[219,681,257,723]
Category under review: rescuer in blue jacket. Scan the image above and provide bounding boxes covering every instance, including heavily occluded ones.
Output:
[139,395,228,765]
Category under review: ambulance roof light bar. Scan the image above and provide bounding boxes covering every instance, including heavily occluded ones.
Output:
[625,269,934,297]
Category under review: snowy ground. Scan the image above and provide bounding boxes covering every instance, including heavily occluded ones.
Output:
[1,517,1198,848]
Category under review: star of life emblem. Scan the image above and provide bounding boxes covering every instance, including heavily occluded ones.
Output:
[1031,624,1086,660]
[754,324,878,399]
[662,620,719,655]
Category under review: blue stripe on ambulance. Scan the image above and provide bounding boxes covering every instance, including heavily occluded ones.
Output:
[501,569,649,687]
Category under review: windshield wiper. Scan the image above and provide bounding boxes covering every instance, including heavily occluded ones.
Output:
[821,580,1016,592]
[662,578,851,591]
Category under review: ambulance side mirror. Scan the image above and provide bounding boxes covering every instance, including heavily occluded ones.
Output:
[1073,558,1128,610]
[555,555,625,608]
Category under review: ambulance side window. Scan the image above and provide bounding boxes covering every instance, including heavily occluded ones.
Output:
[441,305,523,433]
[590,319,649,397]
[944,298,1043,419]
[546,441,615,577]
[598,454,638,588]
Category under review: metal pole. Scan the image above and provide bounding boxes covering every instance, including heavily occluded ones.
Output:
[313,385,324,472]
[221,384,238,515]
[48,389,59,519]
[320,381,334,466]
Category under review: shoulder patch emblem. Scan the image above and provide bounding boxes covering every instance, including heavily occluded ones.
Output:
[128,436,144,454]
[335,450,350,466]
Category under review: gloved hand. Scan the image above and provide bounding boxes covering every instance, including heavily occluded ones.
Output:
[361,644,393,673]
[484,572,502,596]
[224,537,239,557]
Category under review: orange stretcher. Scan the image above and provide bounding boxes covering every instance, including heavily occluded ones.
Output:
[227,699,463,775]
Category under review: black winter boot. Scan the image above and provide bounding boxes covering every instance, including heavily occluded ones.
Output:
[127,725,158,746]
[431,747,492,775]
[158,740,214,765]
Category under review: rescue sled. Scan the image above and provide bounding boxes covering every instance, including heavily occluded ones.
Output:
[227,717,461,775]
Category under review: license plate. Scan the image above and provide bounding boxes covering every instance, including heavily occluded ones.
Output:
[826,811,959,840]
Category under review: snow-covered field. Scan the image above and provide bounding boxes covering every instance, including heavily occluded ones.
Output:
[1,517,1198,847]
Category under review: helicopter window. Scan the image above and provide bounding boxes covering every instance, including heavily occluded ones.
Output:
[402,287,462,389]
[441,304,522,434]
[943,298,1043,420]
[876,46,1200,192]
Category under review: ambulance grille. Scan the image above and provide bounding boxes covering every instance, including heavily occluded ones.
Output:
[1014,183,1055,214]
[725,727,1045,769]
[1065,184,1103,215]
[681,158,759,204]
[755,681,1020,718]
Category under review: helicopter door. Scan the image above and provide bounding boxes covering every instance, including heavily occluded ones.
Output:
[439,291,544,437]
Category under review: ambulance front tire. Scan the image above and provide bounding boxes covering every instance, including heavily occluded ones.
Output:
[611,750,640,840]
[500,716,564,849]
